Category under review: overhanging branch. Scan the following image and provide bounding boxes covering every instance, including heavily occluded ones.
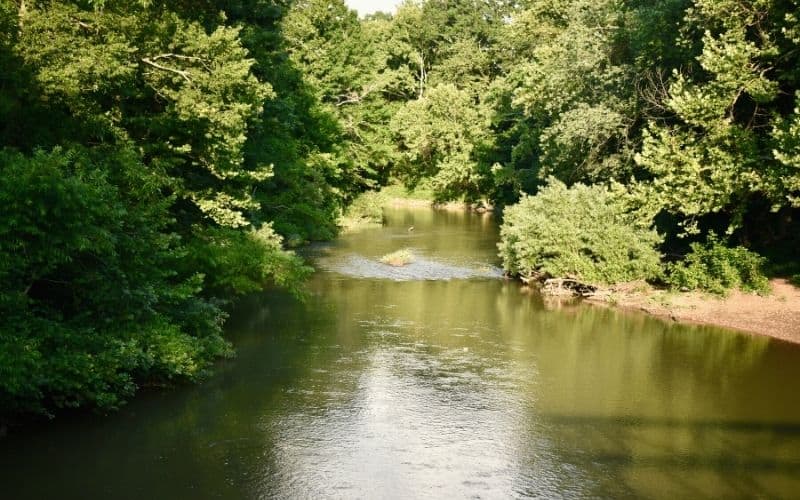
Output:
[141,57,192,84]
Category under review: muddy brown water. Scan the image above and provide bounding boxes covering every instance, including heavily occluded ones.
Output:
[2,207,800,499]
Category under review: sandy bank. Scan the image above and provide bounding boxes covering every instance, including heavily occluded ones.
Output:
[585,279,800,344]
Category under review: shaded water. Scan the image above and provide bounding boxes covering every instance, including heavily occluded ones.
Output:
[3,207,800,499]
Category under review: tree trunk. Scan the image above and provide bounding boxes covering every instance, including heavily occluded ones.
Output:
[417,52,426,98]
[18,0,27,30]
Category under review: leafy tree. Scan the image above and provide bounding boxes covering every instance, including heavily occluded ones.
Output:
[17,0,272,227]
[0,0,332,421]
[391,84,491,201]
[281,0,405,190]
[0,147,230,417]
[503,0,639,184]
[635,0,800,232]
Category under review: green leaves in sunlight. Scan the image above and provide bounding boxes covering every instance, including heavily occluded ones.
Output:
[498,180,663,285]
[0,0,336,422]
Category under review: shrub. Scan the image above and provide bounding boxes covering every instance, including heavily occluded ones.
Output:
[665,236,770,295]
[184,225,311,299]
[498,179,662,285]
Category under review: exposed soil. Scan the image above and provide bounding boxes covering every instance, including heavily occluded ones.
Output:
[586,279,800,344]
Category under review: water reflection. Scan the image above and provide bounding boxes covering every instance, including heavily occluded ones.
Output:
[1,207,799,499]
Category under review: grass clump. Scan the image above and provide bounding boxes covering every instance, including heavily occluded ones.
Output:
[498,179,662,285]
[665,235,770,296]
[380,249,415,267]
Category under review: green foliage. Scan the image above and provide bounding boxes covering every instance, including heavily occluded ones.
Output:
[281,0,389,192]
[183,225,312,298]
[0,0,345,422]
[391,84,490,201]
[503,0,639,185]
[0,147,231,417]
[17,1,272,227]
[498,180,663,285]
[665,236,770,295]
[635,0,800,232]
[772,93,800,205]
[379,182,436,202]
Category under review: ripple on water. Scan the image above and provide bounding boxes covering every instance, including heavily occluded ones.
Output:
[320,253,504,281]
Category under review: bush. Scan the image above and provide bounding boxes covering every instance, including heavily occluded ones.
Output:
[498,179,662,285]
[666,236,770,295]
[184,225,312,299]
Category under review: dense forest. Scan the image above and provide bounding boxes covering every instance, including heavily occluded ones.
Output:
[2,0,799,422]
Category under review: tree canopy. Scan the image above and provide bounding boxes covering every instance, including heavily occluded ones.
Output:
[0,0,340,421]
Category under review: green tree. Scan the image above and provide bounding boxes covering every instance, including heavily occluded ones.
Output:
[0,0,322,421]
[17,1,271,227]
[0,147,230,417]
[391,84,491,201]
[635,0,800,232]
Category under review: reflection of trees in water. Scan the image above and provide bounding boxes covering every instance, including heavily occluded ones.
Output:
[140,270,800,499]
[487,290,799,498]
[536,413,800,498]
[260,278,548,498]
[100,287,368,499]
[490,290,777,417]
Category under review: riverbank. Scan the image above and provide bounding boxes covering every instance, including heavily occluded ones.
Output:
[585,279,800,344]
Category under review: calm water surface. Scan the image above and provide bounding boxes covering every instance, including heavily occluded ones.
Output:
[3,207,800,499]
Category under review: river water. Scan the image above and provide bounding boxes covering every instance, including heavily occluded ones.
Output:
[2,207,800,499]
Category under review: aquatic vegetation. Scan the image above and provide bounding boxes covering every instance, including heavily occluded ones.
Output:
[380,249,416,267]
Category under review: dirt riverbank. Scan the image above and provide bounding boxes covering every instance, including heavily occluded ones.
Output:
[585,279,800,344]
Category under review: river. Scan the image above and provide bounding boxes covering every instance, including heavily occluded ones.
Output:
[2,207,800,499]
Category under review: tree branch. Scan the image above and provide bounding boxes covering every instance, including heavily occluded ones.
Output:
[70,17,94,31]
[151,53,213,72]
[150,53,206,62]
[141,57,192,84]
